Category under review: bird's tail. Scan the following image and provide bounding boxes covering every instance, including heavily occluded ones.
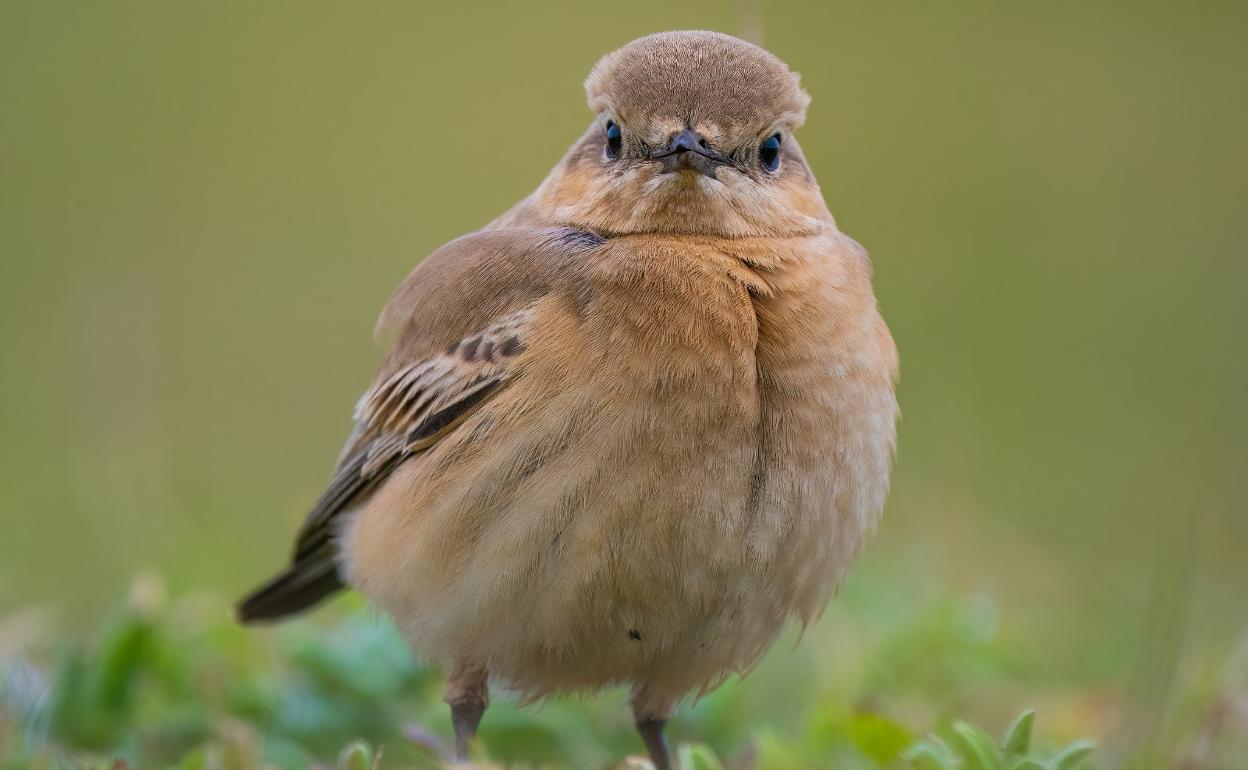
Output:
[235,561,344,624]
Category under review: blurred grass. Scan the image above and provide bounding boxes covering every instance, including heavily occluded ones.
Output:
[1,1,1246,767]
[1,579,1123,770]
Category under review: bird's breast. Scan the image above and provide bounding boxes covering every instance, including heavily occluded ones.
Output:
[577,233,899,619]
[342,232,897,698]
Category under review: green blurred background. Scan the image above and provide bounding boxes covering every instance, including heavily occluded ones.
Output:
[2,1,1245,767]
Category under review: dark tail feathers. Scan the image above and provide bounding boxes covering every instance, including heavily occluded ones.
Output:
[236,562,344,624]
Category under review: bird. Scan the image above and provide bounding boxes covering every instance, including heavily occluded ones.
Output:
[237,30,898,770]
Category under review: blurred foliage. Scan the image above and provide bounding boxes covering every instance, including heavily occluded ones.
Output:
[0,585,1114,770]
[3,578,1245,769]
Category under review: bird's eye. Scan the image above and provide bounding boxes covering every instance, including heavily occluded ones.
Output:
[605,120,622,159]
[760,133,782,171]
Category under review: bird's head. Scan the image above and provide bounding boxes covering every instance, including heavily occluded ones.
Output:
[534,31,833,239]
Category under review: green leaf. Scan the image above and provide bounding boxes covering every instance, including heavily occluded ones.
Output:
[92,613,154,713]
[1052,739,1095,770]
[951,721,1002,770]
[1002,710,1035,756]
[903,742,958,770]
[677,742,725,770]
[848,713,913,761]
[336,740,374,770]
[1011,761,1046,770]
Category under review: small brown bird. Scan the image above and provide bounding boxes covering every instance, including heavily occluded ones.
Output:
[239,30,898,769]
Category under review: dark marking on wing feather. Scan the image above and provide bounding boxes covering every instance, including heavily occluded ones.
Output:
[407,380,501,443]
[277,378,504,605]
[554,227,606,248]
[498,336,524,357]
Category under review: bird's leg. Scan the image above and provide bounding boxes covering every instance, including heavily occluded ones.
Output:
[444,662,489,762]
[631,695,674,770]
[636,717,673,770]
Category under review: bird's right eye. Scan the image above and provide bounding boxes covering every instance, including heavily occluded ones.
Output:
[605,120,622,159]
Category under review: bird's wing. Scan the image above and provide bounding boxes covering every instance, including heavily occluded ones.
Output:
[291,308,530,564]
[236,226,602,622]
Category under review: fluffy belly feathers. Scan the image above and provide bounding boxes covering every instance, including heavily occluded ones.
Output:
[343,235,898,710]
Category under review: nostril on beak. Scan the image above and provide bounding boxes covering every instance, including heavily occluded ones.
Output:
[653,128,723,176]
[668,129,707,154]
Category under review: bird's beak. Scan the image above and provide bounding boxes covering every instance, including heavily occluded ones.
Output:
[651,129,728,178]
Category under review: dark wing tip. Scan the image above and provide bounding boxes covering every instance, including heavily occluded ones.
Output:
[235,562,344,624]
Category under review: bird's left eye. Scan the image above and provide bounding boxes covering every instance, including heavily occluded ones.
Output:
[760,133,782,171]
[605,120,622,159]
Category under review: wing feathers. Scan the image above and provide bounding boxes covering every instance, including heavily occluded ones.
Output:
[237,310,532,623]
[237,227,600,624]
